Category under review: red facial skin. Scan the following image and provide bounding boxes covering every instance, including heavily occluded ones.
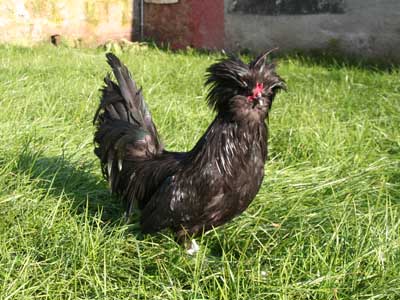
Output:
[247,82,264,101]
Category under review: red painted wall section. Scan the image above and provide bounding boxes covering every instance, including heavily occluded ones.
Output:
[191,0,224,49]
[144,2,191,49]
[144,0,224,49]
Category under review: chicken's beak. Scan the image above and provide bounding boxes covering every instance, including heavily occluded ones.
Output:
[256,96,265,107]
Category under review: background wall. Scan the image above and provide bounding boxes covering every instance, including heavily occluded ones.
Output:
[143,0,224,49]
[1,0,399,62]
[224,0,400,61]
[0,0,133,45]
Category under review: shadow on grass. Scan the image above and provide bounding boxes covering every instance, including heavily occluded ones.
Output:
[140,40,398,72]
[279,49,398,72]
[13,146,124,223]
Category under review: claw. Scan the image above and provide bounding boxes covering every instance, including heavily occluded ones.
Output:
[186,239,200,255]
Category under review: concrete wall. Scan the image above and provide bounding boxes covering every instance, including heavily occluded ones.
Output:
[225,0,400,61]
[0,0,133,45]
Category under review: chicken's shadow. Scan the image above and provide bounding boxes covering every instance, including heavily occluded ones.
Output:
[15,147,124,223]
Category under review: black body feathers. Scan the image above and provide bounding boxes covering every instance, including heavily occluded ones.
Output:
[93,52,285,241]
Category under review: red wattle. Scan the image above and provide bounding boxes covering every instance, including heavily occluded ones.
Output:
[248,82,264,101]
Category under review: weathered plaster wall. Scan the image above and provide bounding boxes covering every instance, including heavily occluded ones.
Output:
[0,0,133,45]
[225,0,400,61]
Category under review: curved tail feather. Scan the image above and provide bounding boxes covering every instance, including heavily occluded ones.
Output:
[93,53,163,192]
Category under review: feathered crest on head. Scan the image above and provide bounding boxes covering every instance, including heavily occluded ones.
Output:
[205,49,285,112]
[249,48,277,75]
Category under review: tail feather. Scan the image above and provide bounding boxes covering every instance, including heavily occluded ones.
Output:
[105,53,149,128]
[93,53,163,190]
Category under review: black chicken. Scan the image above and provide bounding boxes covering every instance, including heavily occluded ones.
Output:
[93,52,285,251]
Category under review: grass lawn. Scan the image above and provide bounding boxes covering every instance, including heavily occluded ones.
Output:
[0,44,399,300]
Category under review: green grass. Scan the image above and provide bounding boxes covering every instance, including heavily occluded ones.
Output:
[0,44,399,300]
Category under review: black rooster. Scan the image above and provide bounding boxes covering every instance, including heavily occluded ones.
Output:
[93,52,285,251]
